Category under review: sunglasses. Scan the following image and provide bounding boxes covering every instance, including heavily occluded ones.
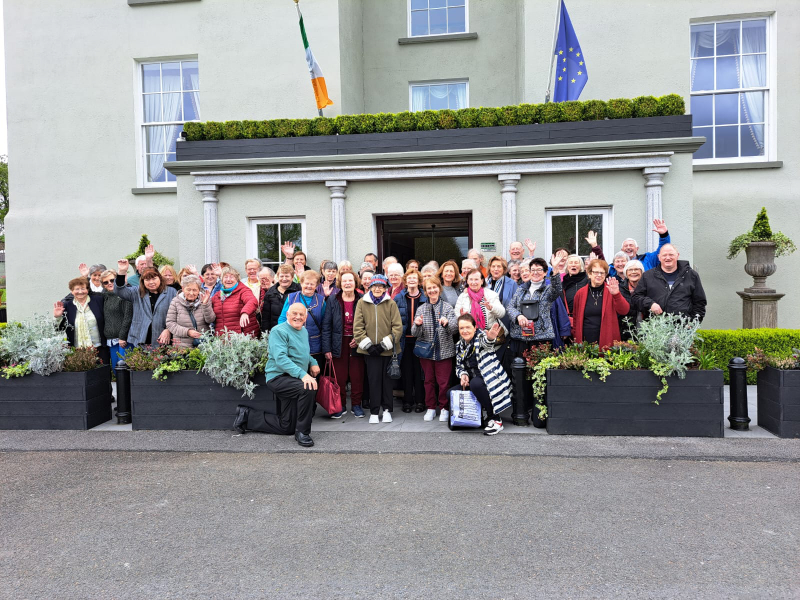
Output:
[102,279,115,285]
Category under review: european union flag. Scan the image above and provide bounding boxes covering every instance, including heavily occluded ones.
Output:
[553,0,588,102]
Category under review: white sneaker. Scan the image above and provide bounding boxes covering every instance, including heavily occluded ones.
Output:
[423,409,436,421]
[439,409,449,422]
[484,419,503,435]
[382,411,393,423]
[369,414,379,424]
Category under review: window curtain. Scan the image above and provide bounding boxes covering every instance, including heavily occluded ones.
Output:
[690,27,739,90]
[411,86,429,112]
[186,66,200,122]
[741,25,766,151]
[453,83,467,109]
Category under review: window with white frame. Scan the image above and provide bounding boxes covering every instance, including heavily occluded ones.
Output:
[409,0,467,36]
[250,218,307,270]
[139,59,200,185]
[545,208,612,259]
[690,18,769,161]
[410,81,468,112]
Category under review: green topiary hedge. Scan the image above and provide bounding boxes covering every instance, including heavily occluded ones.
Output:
[183,94,686,141]
[698,329,800,384]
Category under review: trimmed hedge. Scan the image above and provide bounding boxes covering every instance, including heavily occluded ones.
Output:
[698,329,800,384]
[183,94,686,141]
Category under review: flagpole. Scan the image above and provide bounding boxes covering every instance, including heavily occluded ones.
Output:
[294,0,324,116]
[544,0,563,103]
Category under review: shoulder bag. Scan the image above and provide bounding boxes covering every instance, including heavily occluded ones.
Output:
[413,304,438,360]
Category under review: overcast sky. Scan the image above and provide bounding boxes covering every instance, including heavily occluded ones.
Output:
[0,0,7,156]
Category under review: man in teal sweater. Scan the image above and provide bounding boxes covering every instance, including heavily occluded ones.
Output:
[234,303,320,447]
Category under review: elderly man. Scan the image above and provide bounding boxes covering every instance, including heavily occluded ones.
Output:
[234,303,320,446]
[364,253,379,271]
[382,255,398,275]
[610,219,671,277]
[126,244,156,287]
[467,248,487,277]
[632,244,706,323]
[509,239,537,262]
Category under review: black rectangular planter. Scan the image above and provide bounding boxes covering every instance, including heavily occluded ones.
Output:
[545,369,724,437]
[0,366,113,430]
[177,115,692,162]
[130,371,277,431]
[757,367,800,438]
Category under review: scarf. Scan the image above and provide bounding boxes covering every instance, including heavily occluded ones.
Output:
[456,334,478,369]
[90,282,103,293]
[369,290,386,304]
[466,287,486,330]
[74,299,98,348]
[489,276,504,297]
[220,283,237,301]
[179,292,201,311]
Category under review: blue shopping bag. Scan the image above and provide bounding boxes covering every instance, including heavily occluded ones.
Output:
[449,389,482,428]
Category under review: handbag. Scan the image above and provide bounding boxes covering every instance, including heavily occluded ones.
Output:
[316,362,343,415]
[387,336,401,379]
[413,304,438,360]
[187,308,202,347]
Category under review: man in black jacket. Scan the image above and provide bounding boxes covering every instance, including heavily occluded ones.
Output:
[632,244,707,322]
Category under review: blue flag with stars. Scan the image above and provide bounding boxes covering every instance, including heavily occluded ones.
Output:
[553,0,588,102]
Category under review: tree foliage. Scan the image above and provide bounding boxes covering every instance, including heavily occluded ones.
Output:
[0,154,8,241]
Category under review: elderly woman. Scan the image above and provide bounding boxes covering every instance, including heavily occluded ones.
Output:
[53,276,108,363]
[506,257,563,352]
[572,259,629,347]
[507,260,522,284]
[486,256,518,309]
[436,260,462,308]
[619,259,644,340]
[420,263,437,286]
[279,270,326,363]
[242,259,262,298]
[386,262,405,299]
[354,274,403,424]
[562,254,589,315]
[412,276,458,422]
[549,247,569,277]
[467,248,488,278]
[454,269,506,334]
[261,264,298,333]
[114,260,178,347]
[322,270,365,418]
[166,274,215,347]
[99,269,132,372]
[211,266,259,337]
[359,270,374,293]
[257,267,275,302]
[611,252,629,282]
[396,269,427,413]
[158,265,181,292]
[518,261,531,284]
[452,316,511,436]
[316,261,340,298]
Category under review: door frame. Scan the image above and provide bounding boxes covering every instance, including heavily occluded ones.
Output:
[375,211,473,266]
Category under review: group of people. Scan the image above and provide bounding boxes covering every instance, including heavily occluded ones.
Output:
[53,218,707,446]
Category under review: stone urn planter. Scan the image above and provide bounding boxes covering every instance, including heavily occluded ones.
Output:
[743,241,778,293]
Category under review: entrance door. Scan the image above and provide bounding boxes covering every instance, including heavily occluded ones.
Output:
[377,213,472,268]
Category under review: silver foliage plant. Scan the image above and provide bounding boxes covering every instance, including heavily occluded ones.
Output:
[0,314,67,368]
[28,336,70,376]
[632,312,700,379]
[200,329,269,399]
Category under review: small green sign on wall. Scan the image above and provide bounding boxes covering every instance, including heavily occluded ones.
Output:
[480,242,496,255]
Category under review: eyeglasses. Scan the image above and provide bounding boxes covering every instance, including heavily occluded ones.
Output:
[530,268,545,274]
[101,279,115,285]
[590,271,606,276]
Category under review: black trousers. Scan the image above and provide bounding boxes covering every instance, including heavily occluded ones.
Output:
[401,339,424,408]
[450,375,496,420]
[244,374,315,435]
[364,354,393,415]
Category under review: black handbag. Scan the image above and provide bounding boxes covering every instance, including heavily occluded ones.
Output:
[413,304,438,360]
[387,344,401,379]
[521,297,540,321]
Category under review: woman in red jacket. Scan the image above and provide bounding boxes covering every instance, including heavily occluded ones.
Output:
[572,259,629,348]
[211,266,260,337]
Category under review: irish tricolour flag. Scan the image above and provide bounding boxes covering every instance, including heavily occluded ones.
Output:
[298,9,333,110]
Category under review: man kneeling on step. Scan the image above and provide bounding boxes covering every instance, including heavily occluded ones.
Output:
[234,302,320,447]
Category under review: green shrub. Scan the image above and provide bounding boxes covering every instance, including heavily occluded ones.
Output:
[203,121,225,140]
[335,114,359,135]
[437,109,458,129]
[356,114,377,134]
[393,111,416,132]
[476,107,500,128]
[374,112,396,133]
[515,103,540,125]
[291,119,314,137]
[606,98,633,119]
[63,347,100,372]
[454,107,479,129]
[497,105,518,126]
[561,101,583,122]
[125,234,174,268]
[582,99,607,121]
[271,119,294,137]
[222,121,244,140]
[698,329,800,383]
[183,121,204,141]
[727,207,797,259]
[632,95,660,118]
[311,117,337,136]
[416,110,439,131]
[256,120,275,138]
[658,93,686,116]
[240,120,261,139]
[539,102,564,123]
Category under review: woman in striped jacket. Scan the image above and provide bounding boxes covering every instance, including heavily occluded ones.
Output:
[453,314,512,436]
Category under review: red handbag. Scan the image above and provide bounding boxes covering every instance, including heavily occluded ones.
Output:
[316,362,343,415]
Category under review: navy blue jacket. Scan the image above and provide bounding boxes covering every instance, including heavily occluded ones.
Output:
[59,294,106,348]
[395,288,427,358]
[322,291,363,358]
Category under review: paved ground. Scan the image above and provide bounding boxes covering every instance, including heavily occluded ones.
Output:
[1,450,798,599]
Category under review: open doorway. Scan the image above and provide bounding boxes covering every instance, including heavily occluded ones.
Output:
[377,213,472,268]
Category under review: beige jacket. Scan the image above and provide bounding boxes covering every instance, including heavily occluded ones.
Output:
[166,294,216,348]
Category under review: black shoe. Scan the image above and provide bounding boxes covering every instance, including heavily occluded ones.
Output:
[295,432,314,447]
[402,404,413,413]
[414,404,426,413]
[233,405,248,434]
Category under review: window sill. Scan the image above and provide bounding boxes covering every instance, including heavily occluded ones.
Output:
[131,187,177,195]
[128,0,200,6]
[398,32,478,45]
[693,160,783,172]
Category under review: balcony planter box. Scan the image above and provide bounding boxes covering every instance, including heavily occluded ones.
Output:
[130,370,277,431]
[545,369,724,437]
[757,366,800,438]
[0,365,113,430]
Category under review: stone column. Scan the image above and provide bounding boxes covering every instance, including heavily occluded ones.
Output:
[498,174,521,260]
[326,180,348,264]
[196,184,220,264]
[736,291,785,328]
[642,167,669,253]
